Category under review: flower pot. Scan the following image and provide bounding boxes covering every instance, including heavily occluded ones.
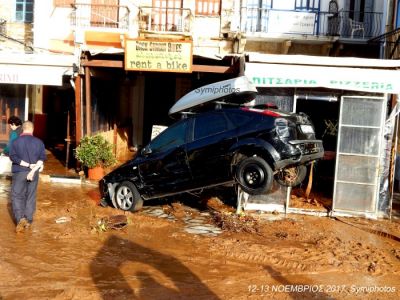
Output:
[88,166,105,180]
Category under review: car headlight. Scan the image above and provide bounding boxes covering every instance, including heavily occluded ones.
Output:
[275,118,290,138]
[300,124,314,134]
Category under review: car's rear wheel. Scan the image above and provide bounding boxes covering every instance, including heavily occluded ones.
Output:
[236,157,273,195]
[115,181,143,212]
[275,165,307,187]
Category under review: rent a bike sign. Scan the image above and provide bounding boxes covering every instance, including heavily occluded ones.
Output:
[124,39,193,73]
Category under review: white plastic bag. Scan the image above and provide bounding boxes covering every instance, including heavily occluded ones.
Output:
[0,155,12,174]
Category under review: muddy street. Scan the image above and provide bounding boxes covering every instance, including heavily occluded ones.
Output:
[0,176,400,299]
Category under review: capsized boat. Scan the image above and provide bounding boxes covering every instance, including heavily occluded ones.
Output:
[168,76,258,116]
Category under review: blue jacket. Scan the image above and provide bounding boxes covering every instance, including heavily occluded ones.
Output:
[9,133,46,173]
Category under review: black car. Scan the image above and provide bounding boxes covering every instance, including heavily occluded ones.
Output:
[100,106,324,212]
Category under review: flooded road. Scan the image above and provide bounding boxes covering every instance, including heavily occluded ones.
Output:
[0,176,400,299]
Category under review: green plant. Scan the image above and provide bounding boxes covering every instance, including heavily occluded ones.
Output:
[74,134,117,169]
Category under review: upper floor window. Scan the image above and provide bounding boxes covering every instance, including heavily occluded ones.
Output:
[196,0,221,16]
[15,0,34,23]
[295,0,320,11]
[54,0,74,7]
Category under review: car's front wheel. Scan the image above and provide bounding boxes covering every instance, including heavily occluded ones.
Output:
[236,157,273,195]
[115,181,143,212]
[275,165,307,187]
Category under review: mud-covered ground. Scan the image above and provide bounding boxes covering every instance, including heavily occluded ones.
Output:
[0,160,400,299]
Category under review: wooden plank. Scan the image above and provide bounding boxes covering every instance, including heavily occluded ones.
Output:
[0,98,3,136]
[82,60,235,73]
[85,67,92,136]
[82,60,124,68]
[191,64,234,73]
[75,75,82,142]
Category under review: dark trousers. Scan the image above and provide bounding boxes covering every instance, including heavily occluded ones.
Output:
[11,171,39,223]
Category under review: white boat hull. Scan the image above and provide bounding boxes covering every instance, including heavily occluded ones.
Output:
[169,76,258,116]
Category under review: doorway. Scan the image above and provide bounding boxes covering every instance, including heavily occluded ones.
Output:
[292,93,340,212]
[42,84,75,167]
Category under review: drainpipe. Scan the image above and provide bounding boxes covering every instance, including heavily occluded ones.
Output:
[239,0,243,33]
[381,0,390,58]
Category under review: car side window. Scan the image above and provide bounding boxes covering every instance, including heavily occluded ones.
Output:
[194,113,228,140]
[149,121,187,153]
[226,111,253,127]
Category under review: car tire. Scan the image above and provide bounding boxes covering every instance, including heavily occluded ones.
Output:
[115,181,143,212]
[236,157,273,195]
[275,165,307,187]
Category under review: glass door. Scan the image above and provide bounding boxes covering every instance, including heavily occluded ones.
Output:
[332,96,386,217]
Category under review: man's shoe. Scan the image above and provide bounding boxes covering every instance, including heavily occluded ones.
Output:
[16,218,28,233]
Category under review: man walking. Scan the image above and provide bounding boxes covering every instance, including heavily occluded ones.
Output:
[9,121,46,233]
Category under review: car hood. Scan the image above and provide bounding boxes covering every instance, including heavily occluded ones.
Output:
[103,157,141,182]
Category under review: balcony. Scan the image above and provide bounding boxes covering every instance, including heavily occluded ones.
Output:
[240,8,383,40]
[70,3,130,31]
[138,6,192,34]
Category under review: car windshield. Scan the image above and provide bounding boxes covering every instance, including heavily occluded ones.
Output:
[148,120,188,153]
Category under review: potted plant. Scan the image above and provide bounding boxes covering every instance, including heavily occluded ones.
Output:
[74,134,117,180]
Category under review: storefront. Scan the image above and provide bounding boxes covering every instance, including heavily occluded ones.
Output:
[0,53,74,142]
[77,42,242,160]
[243,54,400,219]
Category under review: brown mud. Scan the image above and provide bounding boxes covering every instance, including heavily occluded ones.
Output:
[0,155,399,299]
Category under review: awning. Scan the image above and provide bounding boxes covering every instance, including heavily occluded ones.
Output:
[0,53,75,86]
[0,64,71,86]
[246,62,400,94]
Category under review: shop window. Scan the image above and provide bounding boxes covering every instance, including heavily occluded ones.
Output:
[54,0,75,7]
[196,0,221,16]
[0,84,26,141]
[15,0,34,23]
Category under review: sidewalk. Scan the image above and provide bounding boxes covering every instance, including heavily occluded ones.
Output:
[42,149,79,177]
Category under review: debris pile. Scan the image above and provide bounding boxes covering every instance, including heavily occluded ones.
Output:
[212,212,260,234]
[93,215,128,232]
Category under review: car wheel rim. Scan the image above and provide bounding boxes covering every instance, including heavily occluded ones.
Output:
[243,164,265,188]
[116,186,133,210]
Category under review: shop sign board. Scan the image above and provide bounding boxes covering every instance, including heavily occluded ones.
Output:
[125,39,192,73]
[246,63,400,94]
[268,11,315,34]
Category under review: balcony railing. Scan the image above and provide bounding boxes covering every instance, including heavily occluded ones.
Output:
[0,18,6,35]
[138,6,192,34]
[369,28,400,59]
[70,3,130,30]
[240,8,382,39]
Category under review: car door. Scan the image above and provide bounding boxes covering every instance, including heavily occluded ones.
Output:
[138,119,191,197]
[185,111,237,187]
